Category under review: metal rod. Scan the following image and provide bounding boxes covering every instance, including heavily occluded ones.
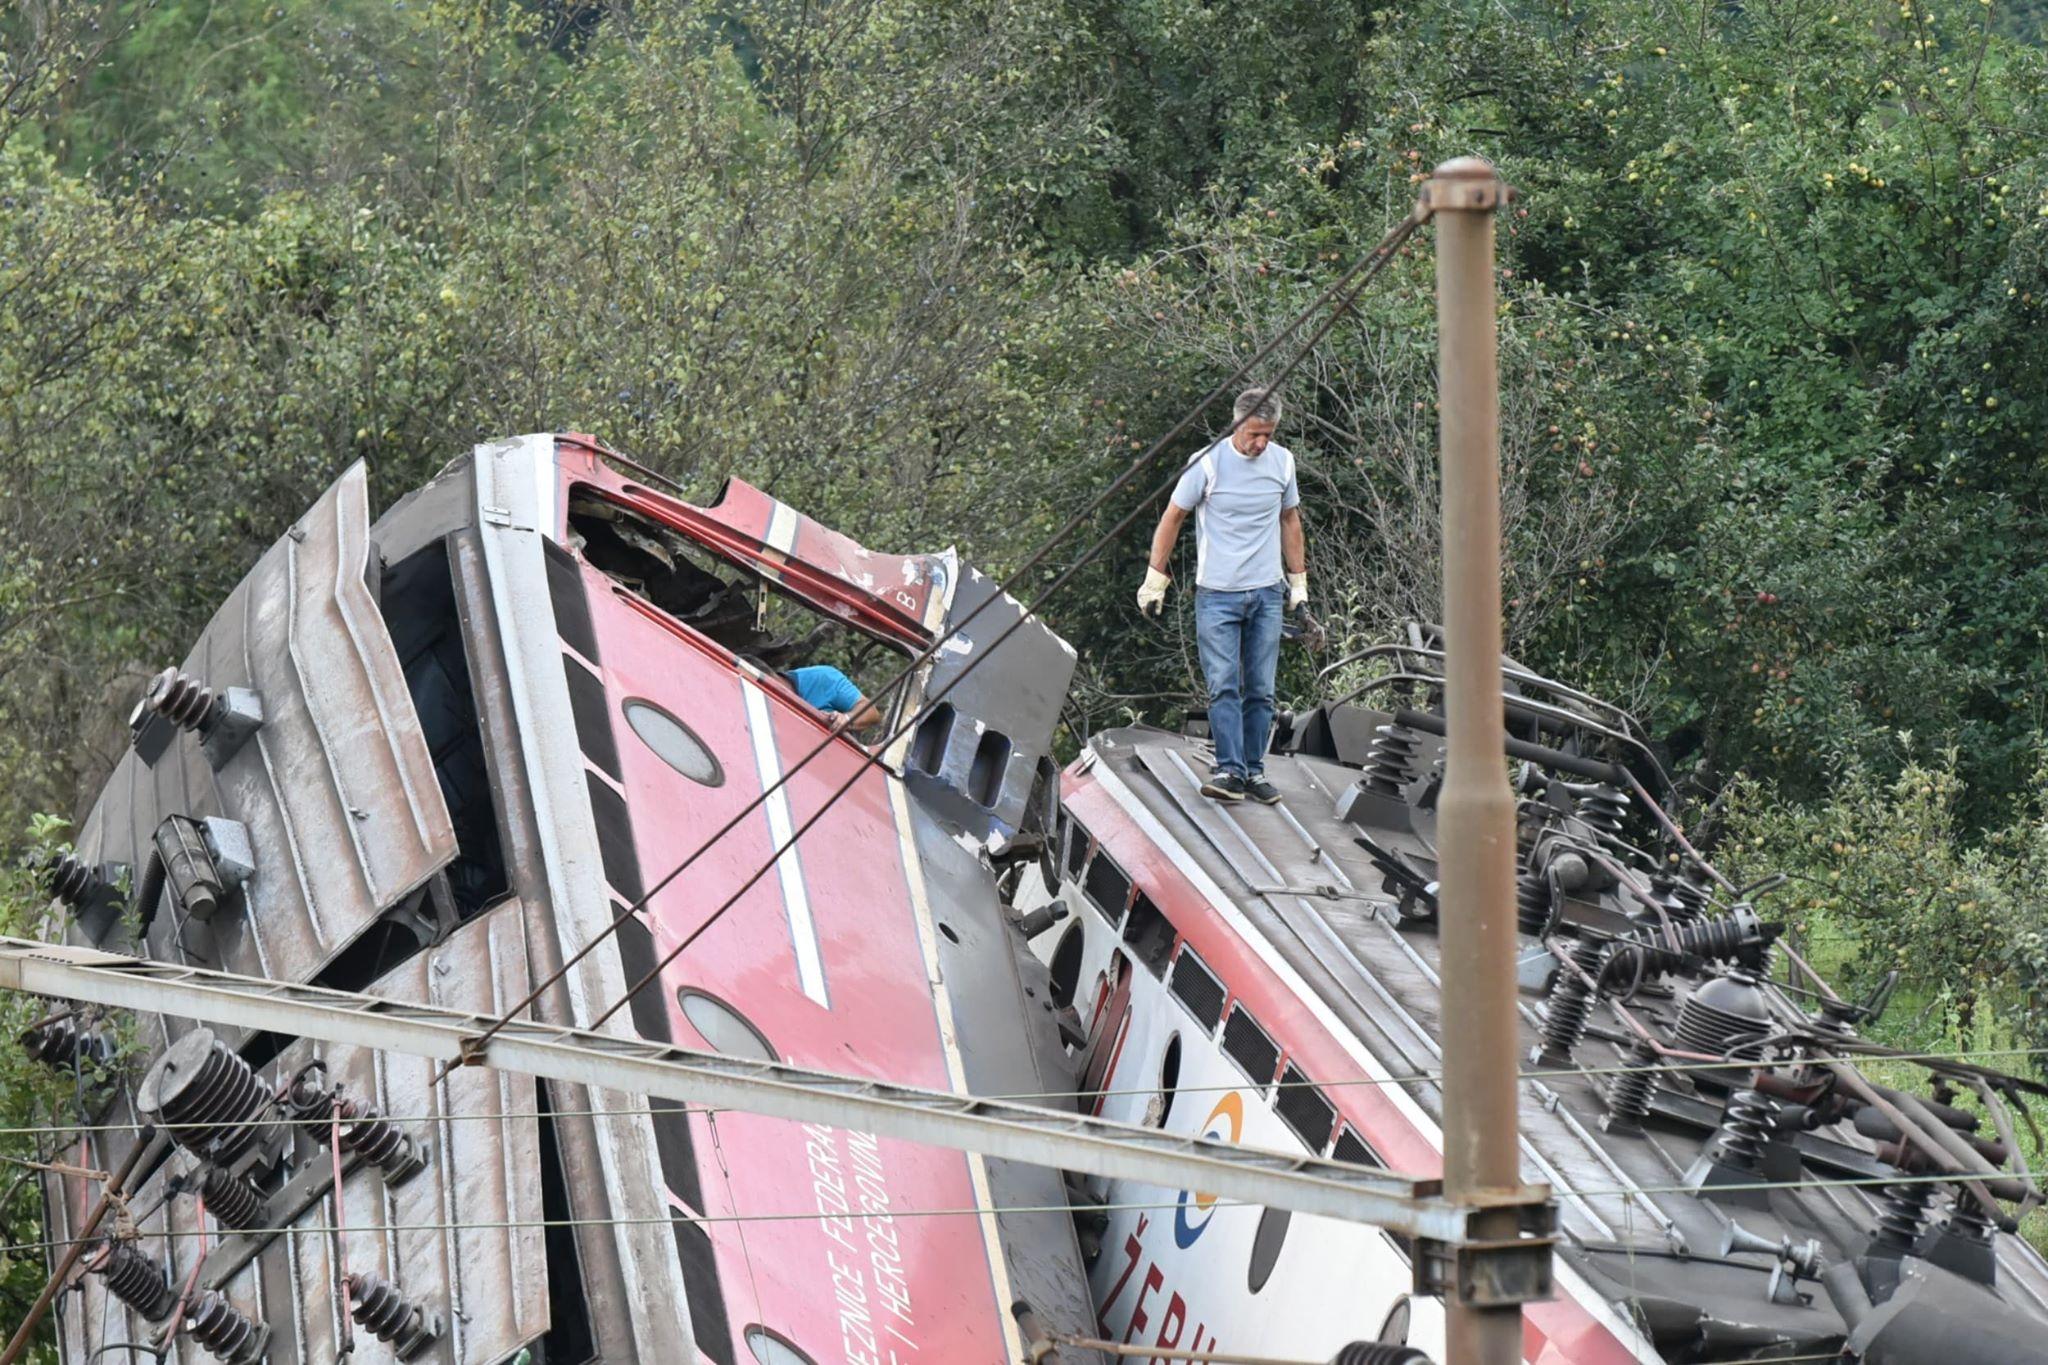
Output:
[1427,154,1531,1365]
[0,1128,164,1365]
[0,936,1482,1240]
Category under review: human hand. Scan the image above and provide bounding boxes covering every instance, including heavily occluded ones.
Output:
[1137,567,1171,617]
[1285,571,1309,611]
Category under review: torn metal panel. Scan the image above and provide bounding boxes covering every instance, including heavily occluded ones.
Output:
[903,564,1076,838]
[66,462,457,984]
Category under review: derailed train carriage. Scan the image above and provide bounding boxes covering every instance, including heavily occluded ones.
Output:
[29,434,1106,1364]
[1004,625,2048,1364]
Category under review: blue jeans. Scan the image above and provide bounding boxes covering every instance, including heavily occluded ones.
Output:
[1194,584,1284,779]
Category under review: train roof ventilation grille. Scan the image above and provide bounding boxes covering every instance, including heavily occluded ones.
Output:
[1221,1007,1280,1089]
[1169,950,1227,1033]
[1275,1064,1335,1152]
[1082,846,1131,925]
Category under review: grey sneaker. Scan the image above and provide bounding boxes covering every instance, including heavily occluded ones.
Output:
[1246,776,1282,805]
[1200,771,1247,802]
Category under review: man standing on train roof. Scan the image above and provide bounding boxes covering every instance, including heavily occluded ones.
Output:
[1136,386,1308,805]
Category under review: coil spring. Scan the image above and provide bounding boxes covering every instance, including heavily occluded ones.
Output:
[1706,1089,1777,1170]
[199,1164,268,1232]
[288,1078,425,1181]
[1874,1181,1936,1251]
[141,667,216,732]
[1536,939,1606,1066]
[1361,725,1421,797]
[183,1289,269,1363]
[1515,871,1552,936]
[337,1094,427,1181]
[347,1271,443,1359]
[45,854,105,909]
[87,1238,175,1321]
[1570,784,1630,841]
[21,1015,110,1073]
[1602,1041,1661,1134]
[1671,874,1712,923]
[153,1034,270,1164]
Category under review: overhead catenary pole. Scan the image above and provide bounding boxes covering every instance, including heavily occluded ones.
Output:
[1426,155,1528,1365]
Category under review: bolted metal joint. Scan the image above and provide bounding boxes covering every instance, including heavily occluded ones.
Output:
[1413,1187,1557,1308]
[346,1271,443,1360]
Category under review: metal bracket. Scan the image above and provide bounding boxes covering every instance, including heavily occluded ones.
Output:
[1414,1185,1558,1307]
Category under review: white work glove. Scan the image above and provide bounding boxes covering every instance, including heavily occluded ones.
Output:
[1286,571,1309,611]
[1137,567,1171,616]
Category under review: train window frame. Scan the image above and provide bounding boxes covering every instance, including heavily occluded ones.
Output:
[1219,1004,1280,1091]
[1081,845,1132,927]
[1167,946,1227,1034]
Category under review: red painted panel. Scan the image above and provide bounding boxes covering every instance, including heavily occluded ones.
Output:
[581,571,1009,1364]
[556,435,944,647]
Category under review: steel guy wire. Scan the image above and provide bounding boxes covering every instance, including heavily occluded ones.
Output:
[17,1168,2048,1257]
[6,1044,2045,1140]
[435,211,1427,1079]
[579,213,1429,1037]
[6,1198,1250,1259]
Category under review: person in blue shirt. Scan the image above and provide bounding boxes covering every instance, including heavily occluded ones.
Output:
[1136,386,1308,805]
[784,663,882,732]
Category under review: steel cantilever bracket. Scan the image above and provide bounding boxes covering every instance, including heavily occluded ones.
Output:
[1412,1182,1558,1307]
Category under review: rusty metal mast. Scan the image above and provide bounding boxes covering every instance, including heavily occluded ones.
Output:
[1426,156,1535,1365]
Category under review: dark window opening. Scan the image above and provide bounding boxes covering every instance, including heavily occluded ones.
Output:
[1063,815,1092,881]
[1221,1007,1279,1089]
[1276,1065,1336,1153]
[536,1080,598,1364]
[911,703,956,776]
[1169,950,1227,1033]
[563,656,621,781]
[1122,891,1175,978]
[378,540,510,919]
[969,729,1012,808]
[1047,921,1085,1010]
[1082,848,1131,925]
[1154,1034,1182,1129]
[586,771,645,901]
[565,493,908,705]
[673,1214,737,1365]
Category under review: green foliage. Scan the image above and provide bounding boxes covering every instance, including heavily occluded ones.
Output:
[0,817,127,1357]
[6,0,2048,1288]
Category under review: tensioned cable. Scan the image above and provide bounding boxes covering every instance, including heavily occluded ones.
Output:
[437,208,1428,1078]
[580,215,1428,1034]
[9,1044,2045,1139]
[7,1197,1248,1258]
[18,1167,2048,1251]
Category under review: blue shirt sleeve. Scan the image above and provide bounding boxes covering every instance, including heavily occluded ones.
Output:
[789,666,863,714]
[1282,453,1300,511]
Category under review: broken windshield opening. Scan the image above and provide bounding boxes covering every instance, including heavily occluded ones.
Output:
[565,490,914,736]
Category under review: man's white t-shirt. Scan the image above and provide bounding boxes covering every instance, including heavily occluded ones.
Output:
[1169,438,1301,591]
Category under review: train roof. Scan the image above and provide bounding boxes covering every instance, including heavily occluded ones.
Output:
[1059,639,2048,1364]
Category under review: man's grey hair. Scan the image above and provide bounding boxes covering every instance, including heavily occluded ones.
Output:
[1232,386,1282,428]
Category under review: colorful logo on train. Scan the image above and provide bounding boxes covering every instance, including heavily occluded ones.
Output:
[1174,1091,1245,1248]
